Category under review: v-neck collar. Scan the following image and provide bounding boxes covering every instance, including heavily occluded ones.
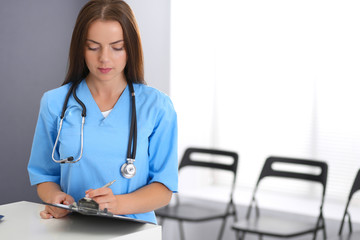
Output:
[76,80,130,125]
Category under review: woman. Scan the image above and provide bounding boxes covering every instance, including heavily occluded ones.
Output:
[27,0,178,224]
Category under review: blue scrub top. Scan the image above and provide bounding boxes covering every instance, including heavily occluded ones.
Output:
[28,80,178,224]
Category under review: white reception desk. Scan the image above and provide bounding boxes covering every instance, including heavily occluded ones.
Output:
[0,201,161,240]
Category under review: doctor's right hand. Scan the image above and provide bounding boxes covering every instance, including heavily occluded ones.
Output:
[40,192,75,219]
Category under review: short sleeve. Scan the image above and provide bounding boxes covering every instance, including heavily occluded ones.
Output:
[147,96,178,192]
[27,93,61,185]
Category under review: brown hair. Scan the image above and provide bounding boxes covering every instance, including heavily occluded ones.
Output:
[63,0,145,85]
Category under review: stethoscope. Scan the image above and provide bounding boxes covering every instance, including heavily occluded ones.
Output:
[51,80,137,179]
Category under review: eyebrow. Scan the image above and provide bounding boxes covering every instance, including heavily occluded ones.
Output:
[86,39,124,45]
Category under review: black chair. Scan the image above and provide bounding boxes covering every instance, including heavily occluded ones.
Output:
[232,156,328,240]
[155,147,239,240]
[336,169,360,239]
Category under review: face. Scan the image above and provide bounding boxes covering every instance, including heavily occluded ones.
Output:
[84,20,127,84]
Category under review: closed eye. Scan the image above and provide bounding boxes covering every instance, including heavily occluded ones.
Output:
[113,47,124,51]
[87,46,99,51]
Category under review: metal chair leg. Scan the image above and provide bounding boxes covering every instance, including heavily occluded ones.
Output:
[322,219,327,239]
[178,220,185,240]
[233,208,241,240]
[312,230,318,240]
[217,217,227,240]
[236,231,246,240]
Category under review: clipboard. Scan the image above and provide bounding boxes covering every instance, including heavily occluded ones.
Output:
[43,198,154,225]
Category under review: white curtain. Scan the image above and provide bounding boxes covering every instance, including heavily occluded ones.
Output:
[170,0,360,204]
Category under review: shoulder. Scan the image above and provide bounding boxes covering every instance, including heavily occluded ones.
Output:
[40,83,72,116]
[43,83,71,100]
[133,84,177,128]
[133,83,175,110]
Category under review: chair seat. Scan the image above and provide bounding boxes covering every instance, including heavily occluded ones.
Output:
[156,203,230,222]
[232,215,322,238]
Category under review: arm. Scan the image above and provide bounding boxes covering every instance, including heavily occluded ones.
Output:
[37,182,75,219]
[85,182,172,215]
[28,93,73,219]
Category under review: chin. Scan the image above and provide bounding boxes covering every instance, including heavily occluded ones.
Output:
[94,75,115,82]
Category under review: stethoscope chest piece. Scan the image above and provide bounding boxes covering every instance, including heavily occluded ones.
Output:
[121,158,136,179]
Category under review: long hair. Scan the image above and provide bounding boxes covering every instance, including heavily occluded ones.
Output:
[63,0,145,85]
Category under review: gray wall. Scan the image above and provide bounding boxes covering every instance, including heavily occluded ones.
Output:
[0,0,88,204]
[0,0,170,205]
[127,0,171,94]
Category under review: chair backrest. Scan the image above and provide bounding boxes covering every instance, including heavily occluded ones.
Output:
[339,169,360,235]
[256,156,328,197]
[246,156,328,220]
[179,147,239,192]
[346,169,360,203]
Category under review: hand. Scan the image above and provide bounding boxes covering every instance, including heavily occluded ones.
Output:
[85,187,118,213]
[40,192,74,219]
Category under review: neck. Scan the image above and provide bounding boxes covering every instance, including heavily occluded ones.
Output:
[86,76,127,98]
[85,75,128,112]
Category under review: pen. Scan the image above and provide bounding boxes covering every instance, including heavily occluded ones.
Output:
[102,180,116,188]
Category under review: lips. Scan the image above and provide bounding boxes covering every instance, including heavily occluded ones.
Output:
[98,68,112,74]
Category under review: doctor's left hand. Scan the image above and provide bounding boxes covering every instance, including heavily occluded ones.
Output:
[37,182,75,219]
[41,192,75,219]
[85,187,118,213]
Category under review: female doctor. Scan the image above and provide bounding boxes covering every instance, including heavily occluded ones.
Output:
[27,0,178,224]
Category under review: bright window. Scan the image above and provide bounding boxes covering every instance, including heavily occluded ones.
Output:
[170,0,360,210]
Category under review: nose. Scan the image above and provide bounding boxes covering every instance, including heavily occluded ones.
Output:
[99,48,110,63]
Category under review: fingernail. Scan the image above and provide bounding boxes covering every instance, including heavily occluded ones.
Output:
[64,201,69,205]
[85,194,89,198]
[49,216,54,219]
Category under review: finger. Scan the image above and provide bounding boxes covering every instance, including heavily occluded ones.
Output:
[92,195,109,204]
[85,189,95,198]
[64,194,75,205]
[99,202,111,211]
[85,189,94,195]
[40,210,53,219]
[53,194,67,204]
[87,188,110,198]
[92,194,116,211]
[45,206,58,218]
[46,205,69,219]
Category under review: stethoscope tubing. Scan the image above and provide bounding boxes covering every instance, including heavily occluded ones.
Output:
[52,116,85,164]
[51,80,137,171]
[52,82,87,164]
[127,82,137,161]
